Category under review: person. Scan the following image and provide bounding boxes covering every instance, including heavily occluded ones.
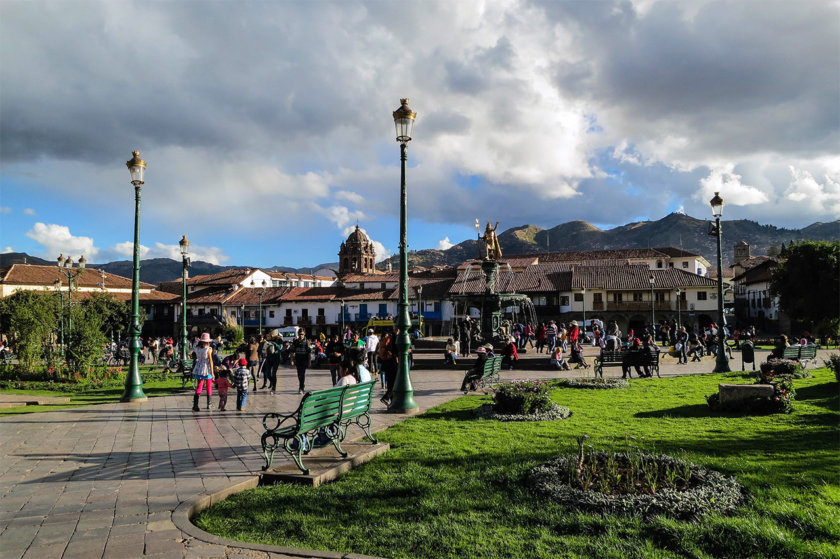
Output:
[335,366,358,387]
[567,321,581,346]
[545,320,558,353]
[326,334,344,386]
[772,334,790,359]
[569,338,589,369]
[215,370,232,411]
[550,346,570,370]
[676,326,689,365]
[460,347,489,393]
[345,331,366,381]
[687,333,703,362]
[290,330,312,394]
[460,319,472,357]
[261,336,281,394]
[638,335,659,377]
[232,358,250,411]
[501,337,518,370]
[521,323,534,349]
[444,338,458,365]
[364,329,379,376]
[191,333,215,412]
[558,323,568,352]
[622,339,642,378]
[379,331,397,405]
[246,336,260,392]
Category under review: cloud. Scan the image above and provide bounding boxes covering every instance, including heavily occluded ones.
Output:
[437,237,454,250]
[23,208,35,215]
[3,246,13,253]
[25,223,99,260]
[698,166,769,206]
[0,207,10,214]
[783,165,840,215]
[104,240,229,265]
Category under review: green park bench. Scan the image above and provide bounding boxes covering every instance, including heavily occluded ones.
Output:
[594,348,661,378]
[260,380,378,474]
[782,346,818,368]
[462,355,502,393]
[178,358,195,388]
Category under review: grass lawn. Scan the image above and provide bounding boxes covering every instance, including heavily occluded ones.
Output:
[195,368,839,559]
[0,369,186,416]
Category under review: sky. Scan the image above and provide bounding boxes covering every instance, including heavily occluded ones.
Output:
[1,0,838,269]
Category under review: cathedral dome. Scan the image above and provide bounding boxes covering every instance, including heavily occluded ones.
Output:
[339,225,377,276]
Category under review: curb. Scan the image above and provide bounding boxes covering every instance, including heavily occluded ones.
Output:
[172,475,385,559]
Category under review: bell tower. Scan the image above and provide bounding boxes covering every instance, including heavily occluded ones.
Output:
[338,225,377,276]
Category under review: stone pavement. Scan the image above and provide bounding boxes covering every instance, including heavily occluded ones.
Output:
[0,346,821,559]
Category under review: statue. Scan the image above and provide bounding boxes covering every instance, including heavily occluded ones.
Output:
[481,221,502,260]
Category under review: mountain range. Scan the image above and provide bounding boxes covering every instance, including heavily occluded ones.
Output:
[3,213,837,284]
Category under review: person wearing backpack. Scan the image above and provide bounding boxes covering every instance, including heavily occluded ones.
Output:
[261,336,281,394]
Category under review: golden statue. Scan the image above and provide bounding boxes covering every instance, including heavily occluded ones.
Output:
[482,221,502,260]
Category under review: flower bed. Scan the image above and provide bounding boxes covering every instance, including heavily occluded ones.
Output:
[758,358,810,379]
[473,402,571,422]
[473,379,571,421]
[527,442,744,519]
[559,377,629,389]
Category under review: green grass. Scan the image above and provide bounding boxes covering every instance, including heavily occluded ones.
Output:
[195,369,840,559]
[0,374,186,415]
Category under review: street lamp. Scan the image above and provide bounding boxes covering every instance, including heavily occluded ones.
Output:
[390,98,419,414]
[649,274,656,334]
[710,192,730,372]
[581,287,586,331]
[53,279,65,352]
[121,150,148,402]
[250,279,267,335]
[676,287,682,331]
[339,299,345,338]
[57,254,86,347]
[417,284,423,337]
[179,235,190,361]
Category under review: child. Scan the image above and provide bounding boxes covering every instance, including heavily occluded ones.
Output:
[215,370,232,411]
[232,358,251,412]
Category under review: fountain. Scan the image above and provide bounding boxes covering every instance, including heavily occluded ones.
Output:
[450,221,535,349]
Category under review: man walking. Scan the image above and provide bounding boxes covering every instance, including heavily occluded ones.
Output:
[290,330,312,394]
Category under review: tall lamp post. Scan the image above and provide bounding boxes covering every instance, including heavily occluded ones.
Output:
[250,279,267,335]
[417,284,423,337]
[57,254,86,345]
[121,150,148,402]
[710,192,731,372]
[53,279,65,352]
[179,235,190,360]
[649,274,656,333]
[676,288,682,331]
[581,287,586,330]
[389,98,419,414]
[339,299,345,337]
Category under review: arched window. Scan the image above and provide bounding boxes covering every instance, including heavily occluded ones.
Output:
[656,260,663,268]
[343,258,349,270]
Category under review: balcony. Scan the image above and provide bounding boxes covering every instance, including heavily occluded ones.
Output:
[297,316,313,326]
[607,302,674,312]
[283,317,294,326]
[315,316,326,325]
[353,312,371,322]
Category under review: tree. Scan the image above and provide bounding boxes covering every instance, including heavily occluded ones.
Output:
[0,290,59,370]
[84,292,131,343]
[770,241,840,336]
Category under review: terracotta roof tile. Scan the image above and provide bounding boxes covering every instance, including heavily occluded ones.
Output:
[1,264,154,289]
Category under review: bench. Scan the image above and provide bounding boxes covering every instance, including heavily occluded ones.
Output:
[260,380,378,474]
[593,349,660,378]
[461,356,502,393]
[782,346,818,368]
[178,359,195,388]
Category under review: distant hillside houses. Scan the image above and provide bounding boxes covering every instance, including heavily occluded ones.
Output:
[9,238,791,338]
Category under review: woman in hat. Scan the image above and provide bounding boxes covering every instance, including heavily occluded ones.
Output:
[192,333,216,411]
[460,346,489,393]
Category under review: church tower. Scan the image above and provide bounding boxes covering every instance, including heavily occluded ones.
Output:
[338,225,377,276]
[733,240,751,264]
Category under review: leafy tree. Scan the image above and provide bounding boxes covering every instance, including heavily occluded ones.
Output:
[84,292,131,342]
[223,325,244,346]
[65,303,107,374]
[0,291,59,370]
[770,241,840,335]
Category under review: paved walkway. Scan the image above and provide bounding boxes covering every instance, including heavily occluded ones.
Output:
[0,347,826,559]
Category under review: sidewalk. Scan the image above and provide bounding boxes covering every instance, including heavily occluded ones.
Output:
[0,348,825,559]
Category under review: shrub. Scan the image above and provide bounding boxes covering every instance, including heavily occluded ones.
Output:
[706,377,795,414]
[759,358,808,380]
[824,353,840,383]
[559,377,629,389]
[493,379,553,415]
[527,437,744,519]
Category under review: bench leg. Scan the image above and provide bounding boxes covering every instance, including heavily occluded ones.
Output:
[261,432,278,471]
[343,413,378,444]
[285,436,310,475]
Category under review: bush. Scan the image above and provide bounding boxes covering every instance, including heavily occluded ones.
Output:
[493,379,553,415]
[706,377,795,414]
[824,353,840,383]
[559,377,629,389]
[759,358,808,379]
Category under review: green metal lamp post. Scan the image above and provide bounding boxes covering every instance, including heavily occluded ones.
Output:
[649,274,656,333]
[676,287,682,330]
[340,299,345,337]
[389,98,419,414]
[581,287,586,329]
[710,192,731,372]
[179,235,190,361]
[121,150,148,402]
[53,279,65,353]
[417,284,423,337]
[251,279,267,335]
[57,254,86,346]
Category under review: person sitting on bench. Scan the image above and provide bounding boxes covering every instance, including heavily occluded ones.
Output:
[460,347,488,392]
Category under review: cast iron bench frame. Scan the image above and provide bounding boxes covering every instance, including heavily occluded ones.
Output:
[782,346,818,368]
[260,380,378,474]
[593,349,661,378]
[463,356,502,393]
[178,358,196,388]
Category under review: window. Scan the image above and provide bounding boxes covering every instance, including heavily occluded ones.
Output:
[573,293,583,302]
[560,296,569,306]
[614,293,623,302]
[198,308,205,316]
[682,262,689,269]
[533,296,547,306]
[593,293,603,303]
[381,283,386,289]
[655,292,665,303]
[697,292,707,301]
[285,309,292,317]
[302,309,309,318]
[163,307,169,316]
[668,262,674,268]
[317,308,325,316]
[633,292,643,302]
[656,260,663,268]
[269,310,275,318]
[210,309,217,316]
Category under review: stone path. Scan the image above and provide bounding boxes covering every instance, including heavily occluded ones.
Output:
[0,347,825,558]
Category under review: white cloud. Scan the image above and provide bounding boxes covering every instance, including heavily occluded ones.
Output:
[437,237,454,250]
[3,246,13,253]
[783,165,840,215]
[26,223,99,261]
[23,208,35,215]
[372,240,391,263]
[104,241,229,265]
[335,190,365,205]
[697,166,769,207]
[0,207,10,214]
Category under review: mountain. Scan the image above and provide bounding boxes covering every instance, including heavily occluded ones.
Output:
[0,252,53,267]
[380,214,840,269]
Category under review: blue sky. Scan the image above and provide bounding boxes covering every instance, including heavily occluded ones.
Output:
[1,1,838,268]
